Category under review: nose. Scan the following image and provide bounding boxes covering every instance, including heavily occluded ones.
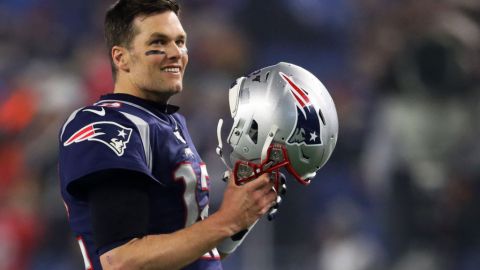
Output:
[164,42,184,59]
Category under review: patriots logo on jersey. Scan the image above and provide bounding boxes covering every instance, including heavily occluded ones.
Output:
[64,121,133,156]
[280,72,322,146]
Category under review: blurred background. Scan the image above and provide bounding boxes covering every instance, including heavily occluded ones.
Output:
[1,0,479,269]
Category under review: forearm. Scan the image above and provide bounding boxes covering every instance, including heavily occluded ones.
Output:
[100,212,236,270]
[100,173,276,270]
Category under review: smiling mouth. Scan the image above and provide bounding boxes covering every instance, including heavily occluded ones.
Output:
[161,67,181,73]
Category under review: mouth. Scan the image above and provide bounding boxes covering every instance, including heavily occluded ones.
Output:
[161,65,181,74]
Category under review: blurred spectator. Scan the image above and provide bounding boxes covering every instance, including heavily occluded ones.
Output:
[360,2,480,269]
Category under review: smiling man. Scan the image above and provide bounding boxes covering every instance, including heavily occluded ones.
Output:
[58,1,277,269]
[110,6,188,102]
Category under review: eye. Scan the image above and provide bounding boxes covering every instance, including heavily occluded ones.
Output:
[176,39,185,46]
[150,39,166,45]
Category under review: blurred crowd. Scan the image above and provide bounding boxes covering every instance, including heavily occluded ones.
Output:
[0,0,479,269]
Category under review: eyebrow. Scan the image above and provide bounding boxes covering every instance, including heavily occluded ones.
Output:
[146,32,187,44]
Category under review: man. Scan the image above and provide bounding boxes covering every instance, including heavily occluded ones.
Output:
[58,0,277,269]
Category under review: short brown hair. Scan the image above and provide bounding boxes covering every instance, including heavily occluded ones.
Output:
[104,0,180,78]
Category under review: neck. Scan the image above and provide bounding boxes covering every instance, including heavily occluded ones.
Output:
[113,76,171,104]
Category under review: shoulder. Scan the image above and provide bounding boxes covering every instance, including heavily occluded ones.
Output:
[172,112,188,129]
[59,105,159,188]
[60,105,141,147]
[173,112,186,122]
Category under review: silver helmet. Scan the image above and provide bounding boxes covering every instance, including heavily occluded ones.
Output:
[216,62,338,185]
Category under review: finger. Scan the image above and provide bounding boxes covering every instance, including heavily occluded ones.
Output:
[265,193,282,209]
[254,187,276,209]
[266,186,277,196]
[245,173,273,190]
[260,201,276,216]
[252,186,276,206]
[262,189,278,208]
[267,195,282,221]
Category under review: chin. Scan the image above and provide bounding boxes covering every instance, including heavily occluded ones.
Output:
[153,81,183,94]
[170,83,183,94]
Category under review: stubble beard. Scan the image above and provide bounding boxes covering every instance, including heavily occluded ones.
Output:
[131,53,185,102]
[142,76,183,103]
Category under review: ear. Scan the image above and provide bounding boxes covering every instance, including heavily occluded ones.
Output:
[112,46,130,73]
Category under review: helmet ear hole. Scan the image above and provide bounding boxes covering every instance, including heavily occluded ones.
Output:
[248,120,258,144]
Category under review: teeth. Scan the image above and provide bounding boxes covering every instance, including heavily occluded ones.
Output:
[162,67,180,73]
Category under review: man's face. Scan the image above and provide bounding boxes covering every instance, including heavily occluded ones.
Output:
[125,11,188,101]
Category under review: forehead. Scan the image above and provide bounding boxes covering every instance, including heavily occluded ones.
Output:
[132,11,186,40]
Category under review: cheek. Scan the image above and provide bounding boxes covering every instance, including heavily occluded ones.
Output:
[142,57,162,71]
[144,58,163,74]
[132,61,158,84]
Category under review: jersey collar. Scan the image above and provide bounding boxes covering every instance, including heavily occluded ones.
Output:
[100,93,180,114]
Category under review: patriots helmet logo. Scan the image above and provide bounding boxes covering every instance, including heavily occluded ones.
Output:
[64,121,133,156]
[280,72,322,146]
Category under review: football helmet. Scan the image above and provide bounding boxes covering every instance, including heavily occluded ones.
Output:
[216,62,338,185]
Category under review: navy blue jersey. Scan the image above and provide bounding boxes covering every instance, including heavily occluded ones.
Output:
[59,93,221,270]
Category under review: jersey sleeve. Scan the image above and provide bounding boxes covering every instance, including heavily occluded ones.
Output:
[59,106,156,198]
